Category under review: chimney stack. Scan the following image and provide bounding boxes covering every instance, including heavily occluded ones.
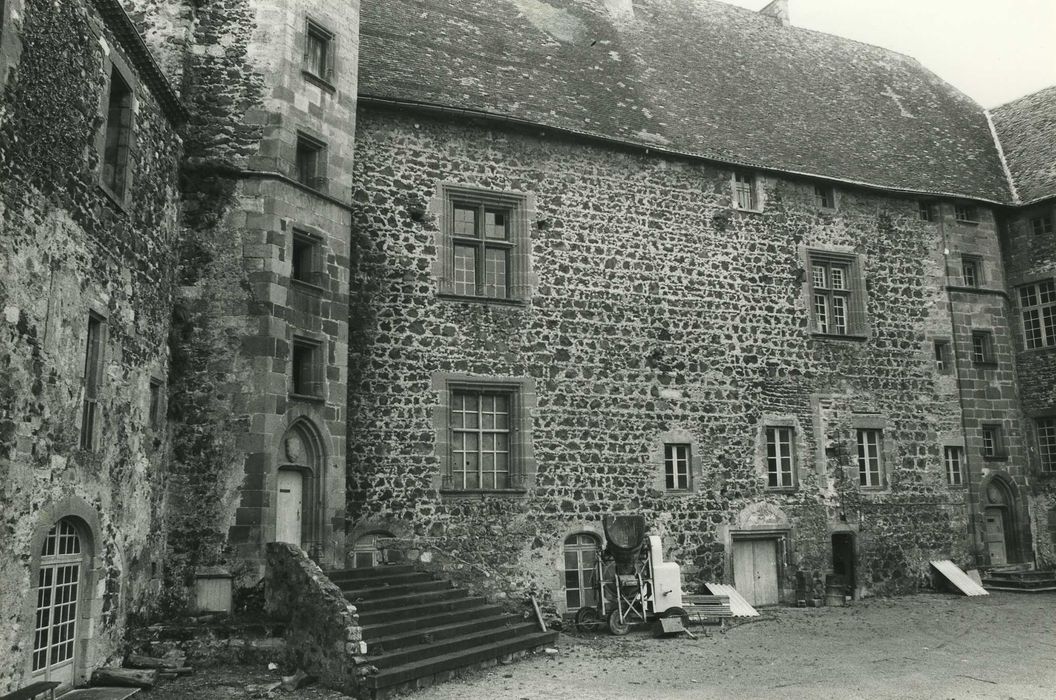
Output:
[759,0,790,27]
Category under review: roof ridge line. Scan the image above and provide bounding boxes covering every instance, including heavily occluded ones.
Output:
[985,109,1021,205]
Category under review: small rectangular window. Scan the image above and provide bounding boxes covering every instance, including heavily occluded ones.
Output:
[955,205,979,223]
[981,424,1006,460]
[933,340,952,374]
[664,444,691,491]
[1019,280,1056,349]
[292,230,321,286]
[101,66,133,199]
[80,314,105,450]
[856,428,883,488]
[1037,418,1056,472]
[971,331,995,365]
[961,256,981,288]
[765,427,795,489]
[918,201,935,222]
[149,378,163,428]
[944,446,964,486]
[733,172,758,211]
[291,337,322,397]
[1031,216,1054,237]
[295,133,327,191]
[304,19,334,80]
[814,185,835,209]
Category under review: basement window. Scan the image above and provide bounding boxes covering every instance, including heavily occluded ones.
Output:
[295,133,328,192]
[290,337,323,398]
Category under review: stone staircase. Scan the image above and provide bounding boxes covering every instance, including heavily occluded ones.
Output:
[328,565,557,698]
[982,565,1056,592]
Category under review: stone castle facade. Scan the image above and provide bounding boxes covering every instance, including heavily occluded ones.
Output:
[1,0,1054,692]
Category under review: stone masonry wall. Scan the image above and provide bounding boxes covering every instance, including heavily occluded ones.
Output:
[0,0,182,689]
[348,107,976,614]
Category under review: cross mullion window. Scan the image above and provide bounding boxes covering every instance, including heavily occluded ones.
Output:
[452,202,512,299]
[1019,280,1056,349]
[812,259,851,335]
[451,391,511,489]
[857,429,883,488]
[766,427,795,488]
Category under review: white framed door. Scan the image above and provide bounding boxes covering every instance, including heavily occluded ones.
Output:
[32,520,82,689]
[276,470,304,546]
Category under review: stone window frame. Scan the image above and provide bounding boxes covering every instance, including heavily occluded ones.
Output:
[302,16,336,91]
[79,310,108,452]
[814,183,837,210]
[954,204,979,224]
[1030,214,1053,237]
[918,200,937,222]
[731,171,763,213]
[432,183,535,305]
[960,254,983,288]
[431,373,537,497]
[755,416,804,492]
[290,225,327,292]
[294,130,328,193]
[852,415,891,491]
[971,329,997,366]
[94,46,138,209]
[1034,415,1056,474]
[289,334,325,401]
[943,445,966,487]
[802,246,870,340]
[1017,279,1056,351]
[649,429,701,495]
[933,338,953,375]
[981,423,1008,461]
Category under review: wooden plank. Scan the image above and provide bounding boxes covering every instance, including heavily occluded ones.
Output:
[704,583,760,617]
[930,559,990,596]
[59,690,140,700]
[89,669,156,689]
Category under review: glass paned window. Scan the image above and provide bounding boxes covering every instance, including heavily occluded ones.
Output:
[961,258,980,287]
[934,340,951,374]
[944,446,964,486]
[563,534,599,611]
[33,520,81,675]
[451,390,511,489]
[766,427,795,488]
[449,202,512,299]
[981,425,1005,459]
[1019,280,1056,349]
[857,429,883,487]
[810,256,856,336]
[1038,418,1056,473]
[305,21,333,79]
[972,331,994,364]
[955,205,978,223]
[1031,216,1054,236]
[664,444,691,490]
[734,172,757,210]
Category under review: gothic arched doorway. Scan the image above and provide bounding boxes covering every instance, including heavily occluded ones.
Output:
[983,477,1018,566]
[276,419,326,556]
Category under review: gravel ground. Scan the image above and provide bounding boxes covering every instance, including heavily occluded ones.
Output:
[144,591,1056,700]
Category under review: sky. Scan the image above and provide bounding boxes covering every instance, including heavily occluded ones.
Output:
[718,0,1056,108]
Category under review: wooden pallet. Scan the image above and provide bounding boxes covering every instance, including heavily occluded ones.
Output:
[682,594,733,627]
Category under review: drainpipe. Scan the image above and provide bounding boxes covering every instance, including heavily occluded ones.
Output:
[938,211,982,566]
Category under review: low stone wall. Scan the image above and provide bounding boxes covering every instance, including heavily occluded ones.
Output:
[265,542,365,695]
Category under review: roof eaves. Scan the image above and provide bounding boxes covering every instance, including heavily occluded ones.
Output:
[359,95,1013,207]
[92,0,189,125]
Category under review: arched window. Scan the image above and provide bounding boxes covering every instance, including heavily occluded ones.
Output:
[33,519,84,685]
[352,532,394,568]
[563,533,600,611]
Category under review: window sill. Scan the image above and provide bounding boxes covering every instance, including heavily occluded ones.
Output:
[766,487,799,494]
[302,70,336,93]
[291,279,326,295]
[982,454,1008,462]
[811,332,868,342]
[98,182,129,212]
[439,488,528,497]
[947,483,967,490]
[437,292,527,307]
[946,285,1008,299]
[972,361,998,369]
[954,219,980,226]
[288,392,326,404]
[730,206,765,215]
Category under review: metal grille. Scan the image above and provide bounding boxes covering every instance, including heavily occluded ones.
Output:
[33,520,81,675]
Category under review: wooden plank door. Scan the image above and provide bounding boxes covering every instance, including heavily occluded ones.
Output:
[276,470,303,546]
[733,539,780,606]
[984,507,1007,566]
[733,540,757,604]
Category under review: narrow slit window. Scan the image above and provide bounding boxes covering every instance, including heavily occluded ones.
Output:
[101,67,133,197]
[291,338,322,397]
[80,314,105,450]
[934,340,952,374]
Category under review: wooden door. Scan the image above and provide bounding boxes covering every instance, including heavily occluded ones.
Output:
[276,470,303,546]
[733,539,779,606]
[984,507,1007,566]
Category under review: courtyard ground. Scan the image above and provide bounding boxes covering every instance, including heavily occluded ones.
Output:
[144,591,1056,700]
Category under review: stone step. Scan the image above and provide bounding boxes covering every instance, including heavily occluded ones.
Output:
[342,579,452,601]
[370,621,541,669]
[362,630,558,693]
[356,594,483,626]
[336,571,437,591]
[985,569,1056,581]
[328,565,417,582]
[365,612,524,653]
[360,603,507,640]
[348,587,467,611]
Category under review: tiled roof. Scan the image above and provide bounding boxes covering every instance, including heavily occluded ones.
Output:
[990,85,1056,205]
[359,0,1012,203]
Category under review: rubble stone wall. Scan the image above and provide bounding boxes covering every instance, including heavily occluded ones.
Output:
[347,106,987,614]
[0,0,182,689]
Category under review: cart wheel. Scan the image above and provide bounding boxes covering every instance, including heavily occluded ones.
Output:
[662,606,691,628]
[608,609,631,636]
[574,606,605,633]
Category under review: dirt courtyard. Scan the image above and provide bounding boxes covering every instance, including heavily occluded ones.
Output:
[148,591,1056,700]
